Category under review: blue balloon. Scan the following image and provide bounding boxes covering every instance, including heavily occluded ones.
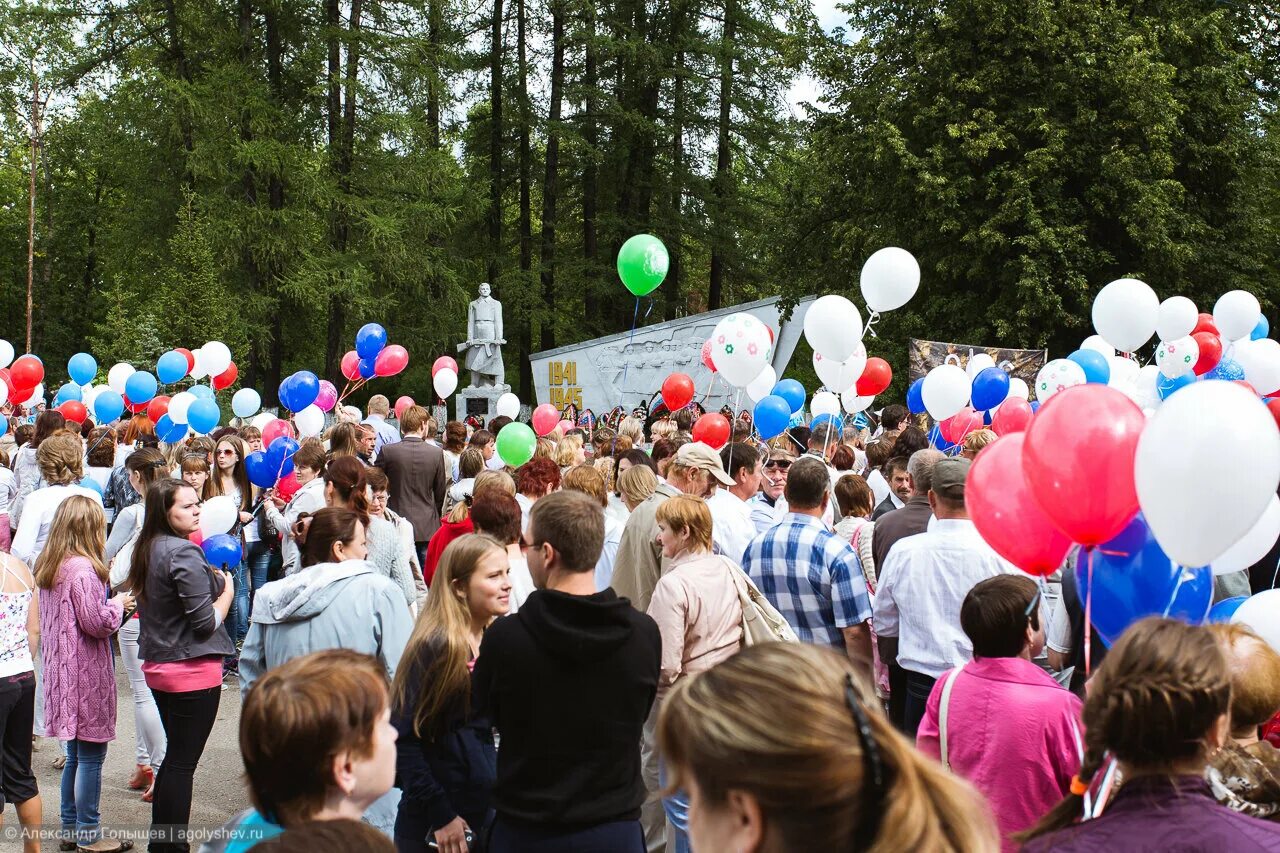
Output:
[355,323,388,360]
[188,384,214,400]
[1156,371,1196,401]
[753,395,791,440]
[358,358,377,380]
[55,383,82,405]
[0,419,7,439]
[202,533,243,569]
[810,413,843,434]
[156,350,189,384]
[280,370,320,411]
[1206,358,1245,382]
[67,353,97,386]
[265,436,299,479]
[1068,349,1111,385]
[1030,401,1041,414]
[928,424,955,452]
[983,409,993,425]
[245,451,276,488]
[124,371,158,405]
[187,398,220,435]
[852,412,870,431]
[773,379,806,414]
[970,367,1010,411]
[906,377,926,414]
[1077,513,1213,647]
[94,390,125,424]
[78,477,103,496]
[155,414,188,443]
[1209,596,1248,624]
[1251,315,1270,341]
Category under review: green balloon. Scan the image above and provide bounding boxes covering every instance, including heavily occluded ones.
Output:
[617,234,669,296]
[496,422,537,468]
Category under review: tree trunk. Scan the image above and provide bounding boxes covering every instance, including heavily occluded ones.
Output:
[238,0,266,391]
[665,0,687,322]
[264,0,285,405]
[324,0,361,381]
[708,0,735,311]
[581,1,599,323]
[539,0,564,353]
[487,0,504,285]
[517,0,532,399]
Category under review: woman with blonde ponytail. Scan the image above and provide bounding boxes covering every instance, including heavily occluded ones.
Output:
[1019,617,1280,851]
[391,534,510,852]
[657,642,999,853]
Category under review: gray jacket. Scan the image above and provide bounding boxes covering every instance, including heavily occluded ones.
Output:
[138,534,236,663]
[238,559,413,695]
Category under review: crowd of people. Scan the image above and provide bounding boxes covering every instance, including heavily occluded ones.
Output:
[0,392,1278,853]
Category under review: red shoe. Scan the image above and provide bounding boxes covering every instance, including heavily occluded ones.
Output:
[127,764,153,791]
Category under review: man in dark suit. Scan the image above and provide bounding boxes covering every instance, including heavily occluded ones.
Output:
[375,404,447,567]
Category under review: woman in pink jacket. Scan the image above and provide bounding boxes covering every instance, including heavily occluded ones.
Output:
[916,574,1082,852]
[34,496,134,853]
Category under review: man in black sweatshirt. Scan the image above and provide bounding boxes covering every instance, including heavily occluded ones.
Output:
[473,490,661,852]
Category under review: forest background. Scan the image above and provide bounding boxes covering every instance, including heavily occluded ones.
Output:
[1,0,1277,407]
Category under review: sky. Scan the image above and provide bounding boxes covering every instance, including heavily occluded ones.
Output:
[785,0,847,118]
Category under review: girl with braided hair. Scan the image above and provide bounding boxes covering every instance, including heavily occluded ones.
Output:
[1020,617,1280,851]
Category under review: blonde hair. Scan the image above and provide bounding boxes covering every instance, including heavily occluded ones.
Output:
[36,433,85,486]
[618,464,659,507]
[961,429,998,457]
[445,470,516,523]
[554,435,583,467]
[561,464,608,508]
[34,495,109,588]
[618,416,644,446]
[655,495,713,553]
[392,534,506,740]
[1208,622,1280,736]
[650,419,676,443]
[534,437,555,460]
[659,643,999,853]
[592,456,616,494]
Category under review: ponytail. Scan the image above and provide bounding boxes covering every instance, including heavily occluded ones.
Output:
[323,455,370,525]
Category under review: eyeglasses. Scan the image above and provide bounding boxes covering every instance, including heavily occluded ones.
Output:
[371,493,388,503]
[216,449,238,457]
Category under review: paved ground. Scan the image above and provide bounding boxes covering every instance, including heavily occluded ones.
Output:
[4,667,249,852]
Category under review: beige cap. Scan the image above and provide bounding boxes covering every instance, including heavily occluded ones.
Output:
[675,442,736,486]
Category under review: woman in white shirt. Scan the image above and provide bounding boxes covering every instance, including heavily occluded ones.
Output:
[561,465,624,592]
[11,433,102,567]
[84,427,117,524]
[0,448,16,553]
[263,443,329,576]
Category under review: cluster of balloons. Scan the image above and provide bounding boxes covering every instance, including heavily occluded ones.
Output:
[340,323,409,383]
[910,354,1032,447]
[0,345,47,433]
[432,356,459,400]
[277,371,340,439]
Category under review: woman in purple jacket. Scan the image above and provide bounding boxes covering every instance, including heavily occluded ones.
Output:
[1020,617,1280,852]
[34,496,134,853]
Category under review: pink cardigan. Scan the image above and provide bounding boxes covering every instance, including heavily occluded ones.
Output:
[39,556,123,743]
[646,550,745,701]
[916,656,1083,852]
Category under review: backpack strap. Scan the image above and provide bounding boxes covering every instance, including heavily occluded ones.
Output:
[938,666,963,771]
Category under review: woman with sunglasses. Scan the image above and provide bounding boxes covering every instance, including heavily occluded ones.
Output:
[207,436,254,674]
[657,642,998,852]
[915,575,1081,852]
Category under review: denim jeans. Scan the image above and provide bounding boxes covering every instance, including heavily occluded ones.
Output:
[62,739,108,842]
[902,669,938,740]
[660,761,691,853]
[226,559,250,652]
[246,541,273,603]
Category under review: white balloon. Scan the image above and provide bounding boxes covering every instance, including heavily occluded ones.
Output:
[1213,495,1280,576]
[29,384,44,406]
[231,388,261,419]
[1107,355,1141,391]
[201,341,233,377]
[711,313,772,387]
[80,384,100,409]
[859,247,920,313]
[1126,364,1163,412]
[433,367,458,399]
[1213,290,1261,342]
[1135,381,1280,567]
[0,382,6,406]
[168,391,197,424]
[199,495,238,538]
[1007,378,1030,400]
[1034,359,1087,403]
[0,339,13,368]
[1232,338,1280,397]
[107,363,135,396]
[803,296,864,362]
[1155,335,1199,379]
[813,344,867,393]
[966,353,996,381]
[811,391,841,419]
[921,364,970,420]
[294,404,325,438]
[1092,278,1158,353]
[1080,335,1116,358]
[1232,589,1280,654]
[250,412,277,430]
[189,348,208,381]
[841,391,874,414]
[745,365,777,403]
[496,392,520,419]
[1156,296,1198,342]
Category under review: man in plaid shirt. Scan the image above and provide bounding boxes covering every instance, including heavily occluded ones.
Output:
[742,456,873,670]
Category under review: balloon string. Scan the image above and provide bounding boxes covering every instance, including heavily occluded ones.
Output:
[1161,566,1188,618]
[613,297,643,448]
[1084,548,1094,682]
[863,310,881,339]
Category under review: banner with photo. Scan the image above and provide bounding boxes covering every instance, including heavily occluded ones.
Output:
[908,339,1048,385]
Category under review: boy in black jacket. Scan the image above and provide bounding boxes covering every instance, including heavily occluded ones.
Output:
[473,490,661,852]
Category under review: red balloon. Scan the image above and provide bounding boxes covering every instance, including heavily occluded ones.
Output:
[123,395,147,414]
[701,340,716,372]
[969,433,1075,576]
[395,395,415,418]
[1192,313,1219,337]
[175,347,196,373]
[188,529,203,547]
[8,384,33,406]
[1268,399,1280,431]
[340,350,361,381]
[662,373,695,412]
[261,418,295,447]
[431,356,458,378]
[940,406,982,444]
[10,355,42,390]
[531,404,560,436]
[1192,332,1223,376]
[692,413,731,450]
[1022,384,1145,546]
[148,395,171,424]
[213,362,238,391]
[991,398,1033,436]
[58,401,88,424]
[275,472,302,501]
[374,345,409,377]
[557,419,573,434]
[855,357,892,396]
